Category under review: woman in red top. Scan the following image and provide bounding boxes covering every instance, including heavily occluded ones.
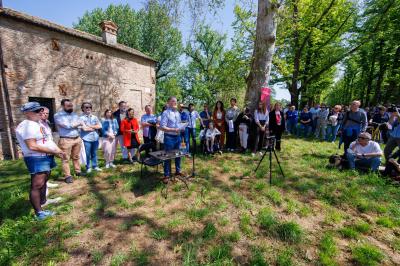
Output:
[120,108,141,163]
[212,101,226,149]
[268,102,286,151]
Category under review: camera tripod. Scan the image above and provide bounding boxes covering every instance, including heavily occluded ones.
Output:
[254,136,285,185]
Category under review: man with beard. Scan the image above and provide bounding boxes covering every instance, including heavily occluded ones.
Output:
[54,99,85,183]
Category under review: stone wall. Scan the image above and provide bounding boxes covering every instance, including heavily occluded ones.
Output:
[0,16,156,159]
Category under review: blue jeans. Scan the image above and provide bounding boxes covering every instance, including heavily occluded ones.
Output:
[83,140,99,169]
[164,134,181,177]
[24,156,56,174]
[346,153,381,171]
[297,124,311,138]
[188,127,197,152]
[181,128,190,153]
[287,120,297,134]
[326,125,340,142]
[312,118,318,133]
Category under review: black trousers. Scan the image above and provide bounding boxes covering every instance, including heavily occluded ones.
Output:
[226,130,237,150]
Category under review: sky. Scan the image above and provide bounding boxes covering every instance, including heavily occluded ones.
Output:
[4,0,290,100]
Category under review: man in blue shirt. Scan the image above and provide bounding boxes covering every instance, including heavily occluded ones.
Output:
[160,96,185,183]
[297,107,313,138]
[384,109,400,161]
[200,104,212,130]
[54,99,85,183]
[285,105,298,135]
[179,104,190,153]
[141,105,157,144]
[309,104,320,133]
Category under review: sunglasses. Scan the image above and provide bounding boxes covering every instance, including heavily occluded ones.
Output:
[358,137,370,140]
[84,106,92,109]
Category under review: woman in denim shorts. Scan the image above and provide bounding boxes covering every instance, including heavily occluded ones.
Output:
[16,102,66,220]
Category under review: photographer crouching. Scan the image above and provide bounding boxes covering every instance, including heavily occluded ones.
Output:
[346,132,382,172]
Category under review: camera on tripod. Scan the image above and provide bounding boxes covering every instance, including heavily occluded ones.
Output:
[264,135,276,150]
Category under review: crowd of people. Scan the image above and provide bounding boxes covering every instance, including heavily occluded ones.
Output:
[15,97,400,220]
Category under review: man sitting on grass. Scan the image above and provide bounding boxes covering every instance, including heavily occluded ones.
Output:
[346,132,382,172]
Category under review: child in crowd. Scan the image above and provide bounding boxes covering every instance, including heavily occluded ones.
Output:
[200,121,221,153]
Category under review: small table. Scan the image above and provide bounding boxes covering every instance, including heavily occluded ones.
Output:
[149,149,194,198]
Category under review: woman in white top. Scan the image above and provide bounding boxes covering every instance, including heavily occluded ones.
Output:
[252,101,269,155]
[201,121,221,153]
[16,102,66,220]
[326,105,342,142]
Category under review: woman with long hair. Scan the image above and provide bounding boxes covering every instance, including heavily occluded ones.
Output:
[269,102,286,151]
[213,101,226,149]
[252,101,269,155]
[120,108,141,163]
[101,109,119,168]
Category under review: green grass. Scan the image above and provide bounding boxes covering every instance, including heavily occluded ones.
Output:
[319,232,338,266]
[275,221,303,244]
[257,207,277,230]
[2,138,400,265]
[276,248,294,266]
[351,244,384,266]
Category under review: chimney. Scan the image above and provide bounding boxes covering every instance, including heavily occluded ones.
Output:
[99,21,118,45]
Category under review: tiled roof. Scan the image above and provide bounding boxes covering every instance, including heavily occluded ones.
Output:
[0,8,156,62]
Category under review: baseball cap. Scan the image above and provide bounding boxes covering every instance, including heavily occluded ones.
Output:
[20,102,44,113]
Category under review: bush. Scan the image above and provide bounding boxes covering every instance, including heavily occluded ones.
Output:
[352,244,384,266]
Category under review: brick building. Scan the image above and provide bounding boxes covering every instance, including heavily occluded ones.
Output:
[0,8,157,159]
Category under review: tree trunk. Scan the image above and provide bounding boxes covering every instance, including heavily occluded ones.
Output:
[245,0,281,111]
[374,39,386,105]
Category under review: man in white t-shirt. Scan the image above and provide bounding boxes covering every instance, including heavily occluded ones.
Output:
[16,102,66,220]
[346,132,382,171]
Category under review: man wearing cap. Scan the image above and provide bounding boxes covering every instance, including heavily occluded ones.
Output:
[54,99,85,183]
[16,102,66,220]
[346,132,382,172]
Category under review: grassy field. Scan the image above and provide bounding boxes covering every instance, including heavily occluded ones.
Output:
[1,137,400,265]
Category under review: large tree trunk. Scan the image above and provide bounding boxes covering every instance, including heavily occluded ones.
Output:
[245,0,281,111]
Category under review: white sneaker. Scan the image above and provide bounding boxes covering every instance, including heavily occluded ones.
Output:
[251,153,256,157]
[94,167,102,171]
[105,163,110,169]
[47,182,59,188]
[87,168,92,174]
[41,197,63,207]
[109,163,116,168]
[259,152,263,156]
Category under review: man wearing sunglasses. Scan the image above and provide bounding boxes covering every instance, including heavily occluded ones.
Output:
[54,99,85,183]
[346,132,382,172]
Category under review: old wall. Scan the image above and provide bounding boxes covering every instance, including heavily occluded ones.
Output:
[0,16,156,159]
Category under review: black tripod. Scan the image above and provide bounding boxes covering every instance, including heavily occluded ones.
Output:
[254,136,285,184]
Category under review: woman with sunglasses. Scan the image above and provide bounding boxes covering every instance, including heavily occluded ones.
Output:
[80,102,102,173]
[16,102,66,220]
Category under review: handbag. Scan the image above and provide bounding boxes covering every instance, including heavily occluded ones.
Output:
[155,129,164,144]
